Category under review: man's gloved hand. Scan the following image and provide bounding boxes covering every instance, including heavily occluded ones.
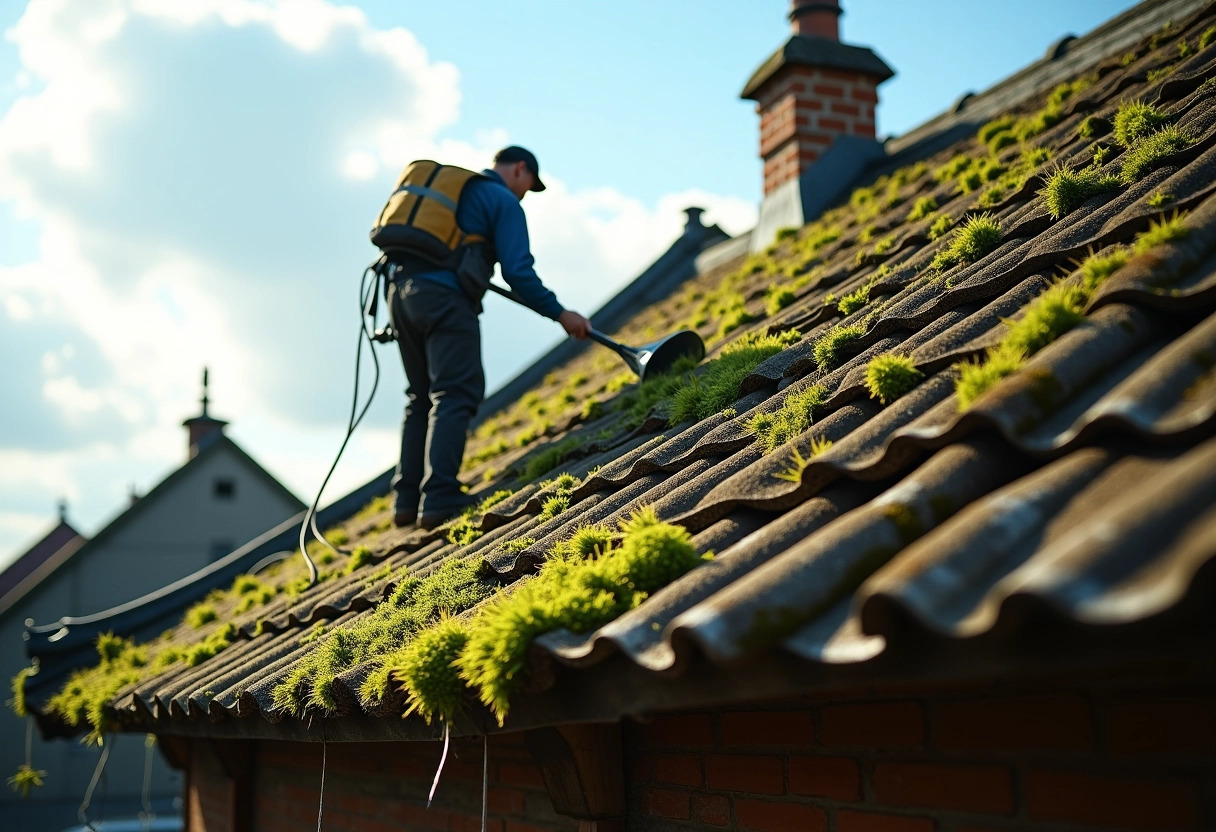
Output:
[558,310,592,340]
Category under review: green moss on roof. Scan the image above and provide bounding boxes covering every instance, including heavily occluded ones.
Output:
[953,213,1187,410]
[1113,100,1169,147]
[274,556,497,715]
[838,284,872,316]
[1119,125,1195,183]
[1133,213,1189,252]
[931,212,1002,273]
[748,384,828,454]
[450,510,708,725]
[865,355,925,404]
[1040,164,1121,220]
[906,196,938,223]
[813,323,867,370]
[669,329,802,424]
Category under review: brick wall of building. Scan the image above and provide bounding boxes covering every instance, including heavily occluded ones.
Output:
[180,677,1215,832]
[627,680,1216,832]
[184,733,576,832]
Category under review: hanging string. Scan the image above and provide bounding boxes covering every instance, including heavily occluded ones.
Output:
[78,736,115,832]
[139,734,157,831]
[316,740,328,832]
[427,722,451,808]
[481,735,489,832]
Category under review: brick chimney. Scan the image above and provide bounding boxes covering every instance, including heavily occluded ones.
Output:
[181,367,228,460]
[742,1,894,247]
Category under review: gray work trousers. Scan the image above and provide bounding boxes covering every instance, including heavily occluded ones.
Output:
[388,276,484,516]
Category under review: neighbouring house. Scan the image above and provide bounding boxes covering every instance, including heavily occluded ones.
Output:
[2,375,305,832]
[15,2,1216,831]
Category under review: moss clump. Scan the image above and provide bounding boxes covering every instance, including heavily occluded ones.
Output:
[906,196,938,222]
[773,445,812,484]
[501,537,535,555]
[1004,282,1088,356]
[1040,164,1121,220]
[343,546,374,575]
[1091,144,1111,166]
[837,284,872,316]
[928,214,954,241]
[553,524,615,559]
[765,285,797,316]
[45,633,149,743]
[667,329,802,424]
[775,226,799,242]
[273,557,497,715]
[7,765,46,798]
[933,154,975,182]
[393,617,470,725]
[1133,212,1188,253]
[747,384,827,453]
[1079,247,1131,290]
[9,666,34,717]
[978,185,1005,208]
[931,212,1002,272]
[987,131,1017,154]
[1113,100,1168,147]
[579,398,603,421]
[184,623,236,668]
[1146,190,1174,209]
[954,277,1093,411]
[813,323,866,369]
[1119,125,1194,183]
[864,355,925,404]
[977,115,1016,145]
[956,344,1026,410]
[185,603,217,629]
[456,514,706,723]
[539,494,570,522]
[1200,25,1216,50]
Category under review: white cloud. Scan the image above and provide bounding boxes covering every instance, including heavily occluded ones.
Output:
[0,0,756,567]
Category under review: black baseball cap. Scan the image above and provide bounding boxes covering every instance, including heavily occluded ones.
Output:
[494,145,546,192]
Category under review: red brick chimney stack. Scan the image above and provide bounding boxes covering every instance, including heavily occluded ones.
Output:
[790,1,840,39]
[742,1,893,197]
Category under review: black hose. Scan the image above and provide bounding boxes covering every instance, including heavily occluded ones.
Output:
[298,259,386,585]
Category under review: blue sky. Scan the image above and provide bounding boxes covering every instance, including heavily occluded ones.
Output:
[0,0,1141,574]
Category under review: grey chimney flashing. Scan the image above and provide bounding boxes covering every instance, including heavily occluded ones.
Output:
[751,134,886,252]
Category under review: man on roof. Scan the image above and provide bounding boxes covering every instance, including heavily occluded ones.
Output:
[383,146,592,530]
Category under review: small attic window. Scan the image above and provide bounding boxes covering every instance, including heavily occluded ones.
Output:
[213,478,236,499]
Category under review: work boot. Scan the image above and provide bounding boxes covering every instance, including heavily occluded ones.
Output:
[418,496,478,531]
[393,511,417,528]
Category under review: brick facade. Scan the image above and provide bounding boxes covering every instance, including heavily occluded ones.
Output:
[184,733,575,832]
[177,680,1215,832]
[627,682,1216,832]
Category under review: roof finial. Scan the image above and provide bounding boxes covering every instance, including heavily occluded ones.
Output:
[57,498,67,523]
[201,367,210,417]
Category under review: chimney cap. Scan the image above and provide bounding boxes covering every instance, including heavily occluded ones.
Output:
[789,1,842,40]
[741,35,894,101]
